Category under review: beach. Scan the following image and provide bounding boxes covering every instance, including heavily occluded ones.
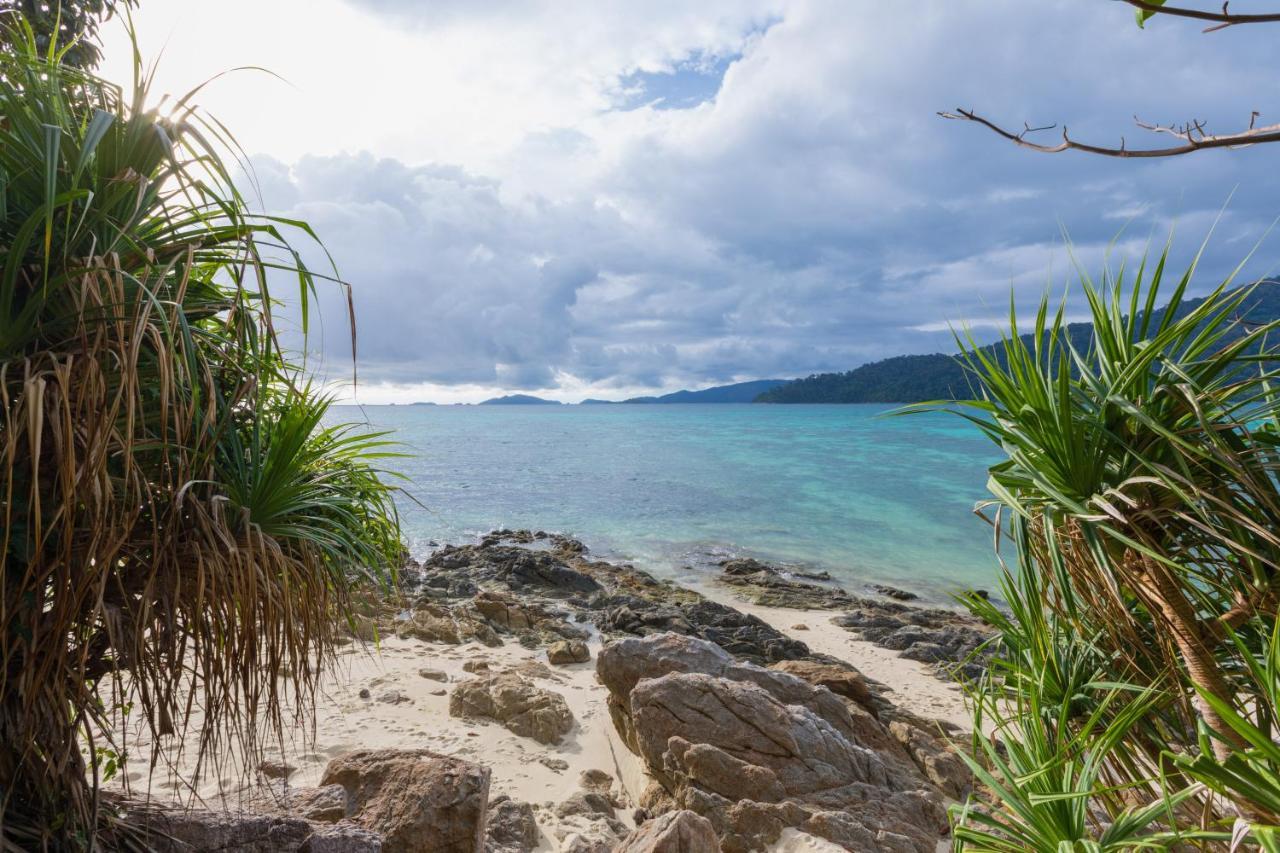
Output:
[109,530,984,852]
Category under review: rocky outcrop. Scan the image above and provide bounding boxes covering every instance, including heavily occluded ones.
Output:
[834,601,992,680]
[547,638,590,664]
[116,804,382,852]
[616,810,721,853]
[484,795,539,853]
[717,558,856,610]
[449,669,575,745]
[319,749,490,853]
[598,633,949,853]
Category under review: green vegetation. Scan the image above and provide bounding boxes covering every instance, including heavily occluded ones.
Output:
[0,23,399,848]
[920,245,1280,849]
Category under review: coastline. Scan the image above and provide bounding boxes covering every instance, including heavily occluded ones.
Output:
[108,531,984,852]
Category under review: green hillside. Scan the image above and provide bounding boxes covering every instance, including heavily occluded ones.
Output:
[757,284,1280,404]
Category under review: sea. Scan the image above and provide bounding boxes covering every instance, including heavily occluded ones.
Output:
[329,403,1002,602]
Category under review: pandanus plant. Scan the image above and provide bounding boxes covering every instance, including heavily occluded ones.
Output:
[923,241,1280,847]
[0,24,399,848]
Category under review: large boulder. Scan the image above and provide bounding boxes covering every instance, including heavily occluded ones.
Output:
[616,810,721,853]
[597,633,948,852]
[117,803,383,852]
[319,749,490,853]
[449,669,575,745]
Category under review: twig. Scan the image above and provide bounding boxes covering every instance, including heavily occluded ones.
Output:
[939,108,1280,157]
[1122,0,1280,29]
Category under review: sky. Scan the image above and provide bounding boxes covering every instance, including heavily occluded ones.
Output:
[102,1,1280,403]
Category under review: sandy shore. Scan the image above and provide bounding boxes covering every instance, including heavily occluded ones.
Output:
[109,558,972,851]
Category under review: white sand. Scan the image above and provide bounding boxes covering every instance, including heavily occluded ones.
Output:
[109,581,971,850]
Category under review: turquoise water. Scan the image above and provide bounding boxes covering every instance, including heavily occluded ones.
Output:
[330,403,1002,598]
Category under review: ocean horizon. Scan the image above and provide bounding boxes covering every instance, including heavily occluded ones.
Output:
[331,402,1001,600]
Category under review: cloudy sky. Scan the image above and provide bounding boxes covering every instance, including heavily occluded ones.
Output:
[103,2,1280,403]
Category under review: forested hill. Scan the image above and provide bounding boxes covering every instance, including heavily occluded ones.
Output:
[756,284,1280,404]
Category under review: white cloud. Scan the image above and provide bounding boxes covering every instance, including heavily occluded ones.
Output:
[103,1,1280,401]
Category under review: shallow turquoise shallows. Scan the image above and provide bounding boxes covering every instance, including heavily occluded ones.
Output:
[329,403,1002,600]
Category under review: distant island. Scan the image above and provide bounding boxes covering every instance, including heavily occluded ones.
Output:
[583,379,787,404]
[479,394,562,405]
[756,284,1280,403]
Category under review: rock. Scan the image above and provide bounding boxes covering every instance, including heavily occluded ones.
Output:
[423,544,602,597]
[358,688,371,700]
[539,757,569,772]
[834,602,993,680]
[597,634,863,751]
[300,824,384,852]
[578,769,614,795]
[259,759,297,780]
[287,784,349,823]
[555,791,616,820]
[319,748,490,853]
[547,639,591,665]
[449,670,575,745]
[889,720,972,799]
[553,814,630,853]
[598,633,947,853]
[376,689,413,706]
[615,810,721,853]
[463,660,492,674]
[484,795,539,853]
[344,615,380,642]
[791,624,809,631]
[396,603,503,647]
[874,584,920,602]
[715,559,854,611]
[418,668,449,682]
[123,808,315,852]
[768,659,874,710]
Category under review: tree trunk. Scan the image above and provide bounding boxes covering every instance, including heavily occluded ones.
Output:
[1134,555,1247,762]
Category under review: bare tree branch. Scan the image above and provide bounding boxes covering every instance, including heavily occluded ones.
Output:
[938,108,1280,157]
[1122,0,1280,29]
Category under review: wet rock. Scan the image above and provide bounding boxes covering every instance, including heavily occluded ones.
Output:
[319,748,490,853]
[615,810,721,853]
[715,559,854,611]
[449,669,575,745]
[484,795,539,853]
[874,584,920,601]
[547,638,590,665]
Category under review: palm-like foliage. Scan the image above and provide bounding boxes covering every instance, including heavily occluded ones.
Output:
[0,26,399,848]
[918,241,1280,848]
